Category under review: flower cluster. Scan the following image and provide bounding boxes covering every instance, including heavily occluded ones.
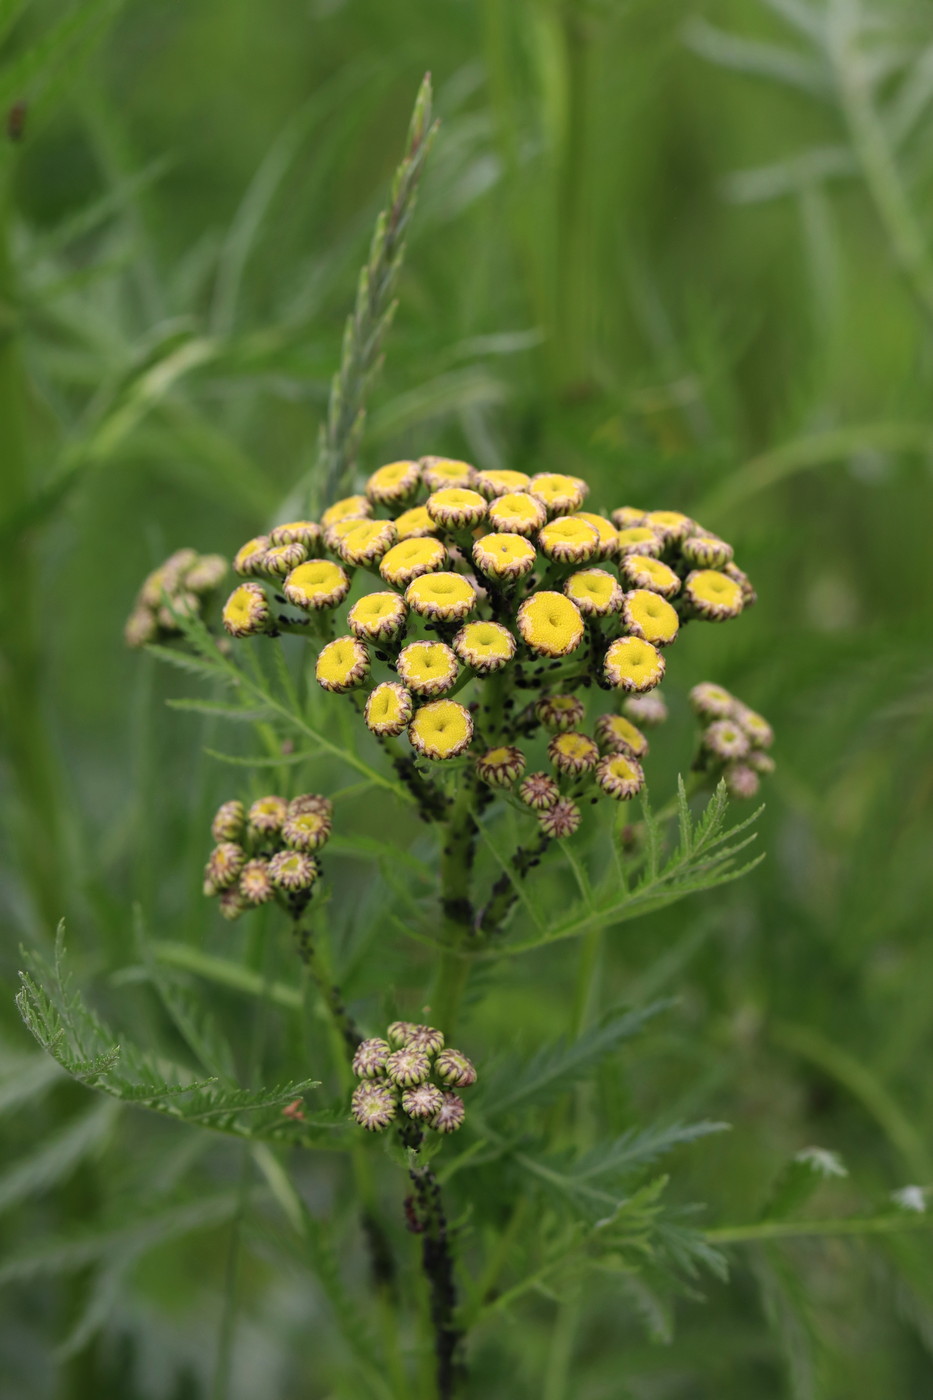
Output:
[125,548,227,648]
[350,1020,476,1135]
[690,683,775,798]
[202,792,333,921]
[211,458,759,833]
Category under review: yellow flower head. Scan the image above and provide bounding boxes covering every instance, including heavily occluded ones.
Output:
[604,636,665,692]
[396,641,460,696]
[233,535,271,577]
[420,456,476,491]
[548,731,599,775]
[248,795,287,834]
[408,699,474,760]
[425,487,487,530]
[681,534,734,569]
[222,582,270,637]
[684,569,744,621]
[239,858,274,905]
[348,591,408,642]
[595,752,645,801]
[315,636,371,692]
[393,505,438,540]
[517,591,584,657]
[644,509,693,542]
[564,568,623,617]
[536,693,585,732]
[570,512,618,559]
[538,516,600,564]
[379,536,448,586]
[452,620,516,674]
[259,541,308,576]
[620,554,681,598]
[269,521,322,549]
[487,491,547,537]
[269,849,319,892]
[364,681,413,737]
[321,494,372,529]
[615,526,664,558]
[475,745,526,787]
[529,473,588,515]
[405,571,477,623]
[724,561,757,608]
[282,807,332,852]
[284,559,351,610]
[475,468,531,498]
[595,713,649,758]
[611,506,647,528]
[365,459,420,506]
[472,532,537,580]
[623,589,680,646]
[334,518,398,566]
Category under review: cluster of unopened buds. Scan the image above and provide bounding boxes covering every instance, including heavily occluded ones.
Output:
[205,455,766,835]
[690,683,775,800]
[202,792,333,921]
[350,1021,476,1135]
[124,547,227,648]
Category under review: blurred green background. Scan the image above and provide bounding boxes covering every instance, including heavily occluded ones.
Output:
[2,0,933,1396]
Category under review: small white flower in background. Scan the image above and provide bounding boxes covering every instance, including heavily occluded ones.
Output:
[794,1146,847,1178]
[891,1185,926,1214]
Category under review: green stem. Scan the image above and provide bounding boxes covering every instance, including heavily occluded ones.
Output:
[707,1212,933,1246]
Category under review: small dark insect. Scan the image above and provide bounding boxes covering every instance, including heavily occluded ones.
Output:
[403,1195,424,1234]
[7,101,27,143]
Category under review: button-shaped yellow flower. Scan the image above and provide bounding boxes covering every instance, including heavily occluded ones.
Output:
[475,746,526,787]
[408,699,474,760]
[379,537,447,587]
[425,487,487,530]
[622,589,680,646]
[564,568,623,617]
[684,569,744,620]
[269,521,321,549]
[348,592,408,642]
[644,509,693,542]
[233,535,270,576]
[452,620,516,674]
[284,559,351,610]
[536,694,585,732]
[393,505,438,540]
[594,714,649,758]
[604,636,665,692]
[222,582,270,637]
[548,731,599,775]
[365,459,420,506]
[538,515,600,564]
[595,752,645,800]
[472,532,537,580]
[529,473,588,515]
[315,636,370,692]
[321,494,372,529]
[405,571,477,623]
[335,518,397,566]
[620,554,681,598]
[420,456,476,491]
[475,469,532,498]
[396,641,460,696]
[487,491,547,537]
[259,541,308,575]
[616,526,663,558]
[681,533,734,568]
[516,591,584,657]
[570,512,618,559]
[611,506,646,528]
[364,681,413,737]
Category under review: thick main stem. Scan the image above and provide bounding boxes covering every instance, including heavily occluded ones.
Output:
[409,1161,463,1399]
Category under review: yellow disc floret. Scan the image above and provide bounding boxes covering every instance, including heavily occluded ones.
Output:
[420,456,476,491]
[425,487,487,530]
[379,537,447,587]
[622,589,680,646]
[222,582,269,637]
[408,699,474,760]
[284,559,351,610]
[616,526,663,558]
[594,714,649,757]
[474,469,531,498]
[620,554,681,597]
[538,516,600,564]
[516,591,584,657]
[529,473,588,515]
[644,509,692,542]
[393,505,437,540]
[452,620,516,673]
[563,568,623,617]
[684,569,745,620]
[570,512,618,559]
[315,636,371,692]
[334,518,398,566]
[233,535,270,576]
[347,592,408,641]
[472,532,537,580]
[365,459,420,506]
[321,495,372,529]
[396,641,460,696]
[405,571,477,623]
[487,492,547,537]
[364,681,413,737]
[604,636,666,692]
[611,506,646,528]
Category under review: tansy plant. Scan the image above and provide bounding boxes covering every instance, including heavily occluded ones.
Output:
[18,76,914,1400]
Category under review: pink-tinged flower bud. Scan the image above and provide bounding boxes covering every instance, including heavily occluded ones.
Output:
[402,1083,446,1120]
[518,771,561,811]
[352,1038,392,1079]
[476,746,527,788]
[431,1091,466,1133]
[435,1048,477,1088]
[385,1046,432,1088]
[747,750,775,776]
[623,690,668,727]
[733,704,774,749]
[689,682,736,720]
[248,795,287,835]
[538,797,581,839]
[387,1020,420,1048]
[211,799,245,843]
[124,606,158,649]
[268,850,319,892]
[239,858,274,905]
[724,763,760,799]
[351,1080,397,1131]
[703,719,750,761]
[219,887,247,922]
[406,1025,445,1054]
[208,842,245,890]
